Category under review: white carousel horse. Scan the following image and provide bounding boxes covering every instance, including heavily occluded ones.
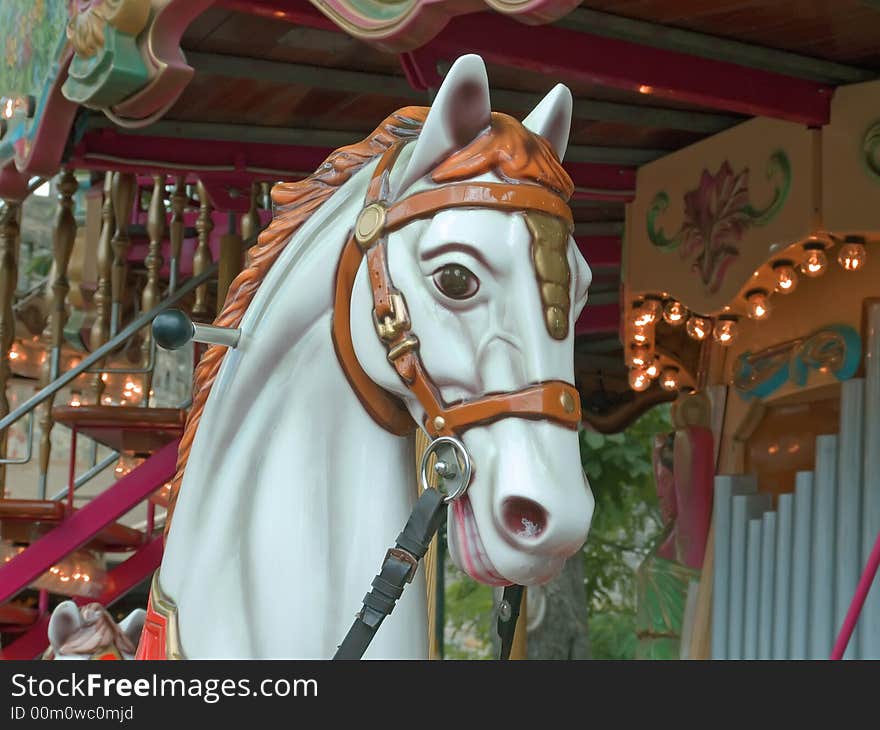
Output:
[46,601,145,660]
[153,54,595,659]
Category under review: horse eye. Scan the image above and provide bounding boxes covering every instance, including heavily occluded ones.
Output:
[432,263,479,299]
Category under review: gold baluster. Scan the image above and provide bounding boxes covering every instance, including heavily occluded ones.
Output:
[38,170,78,498]
[192,180,213,322]
[0,201,20,491]
[241,182,260,243]
[109,171,135,338]
[90,172,113,405]
[142,174,165,404]
[217,211,242,314]
[168,175,185,294]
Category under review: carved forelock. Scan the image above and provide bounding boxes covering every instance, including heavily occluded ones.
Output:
[165,108,574,535]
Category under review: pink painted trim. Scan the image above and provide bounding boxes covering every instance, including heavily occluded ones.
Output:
[575,301,619,336]
[0,440,178,605]
[0,162,30,202]
[830,527,880,660]
[0,48,78,196]
[0,538,163,660]
[220,0,581,52]
[111,0,215,122]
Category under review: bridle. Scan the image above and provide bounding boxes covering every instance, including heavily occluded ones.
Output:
[331,140,582,660]
[332,140,582,457]
[152,138,585,660]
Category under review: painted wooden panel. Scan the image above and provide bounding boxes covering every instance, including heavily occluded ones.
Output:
[822,79,880,235]
[624,117,814,318]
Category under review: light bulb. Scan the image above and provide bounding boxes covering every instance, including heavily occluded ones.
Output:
[838,237,867,272]
[68,391,82,408]
[644,359,660,379]
[632,326,650,345]
[632,297,662,327]
[686,315,710,341]
[662,300,687,326]
[801,243,827,278]
[628,343,651,368]
[713,316,739,345]
[772,260,798,293]
[660,367,681,392]
[746,290,771,320]
[628,368,651,392]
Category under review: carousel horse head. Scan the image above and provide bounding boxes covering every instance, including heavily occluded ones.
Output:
[46,601,145,660]
[160,54,596,658]
[343,54,595,585]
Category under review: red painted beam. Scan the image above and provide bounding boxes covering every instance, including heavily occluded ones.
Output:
[576,301,620,336]
[0,441,177,606]
[419,14,832,125]
[576,236,621,269]
[568,163,635,202]
[1,538,163,660]
[227,2,831,124]
[72,128,633,200]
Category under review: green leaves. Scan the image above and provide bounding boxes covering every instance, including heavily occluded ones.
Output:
[581,404,671,659]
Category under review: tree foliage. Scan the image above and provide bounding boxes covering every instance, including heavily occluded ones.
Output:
[580,404,671,659]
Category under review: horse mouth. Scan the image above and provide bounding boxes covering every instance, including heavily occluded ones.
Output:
[451,496,509,586]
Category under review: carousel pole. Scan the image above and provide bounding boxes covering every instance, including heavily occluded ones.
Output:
[89,172,114,405]
[0,201,21,492]
[217,209,242,313]
[109,172,135,338]
[192,181,214,322]
[416,429,443,660]
[142,174,165,403]
[168,176,186,294]
[37,169,78,499]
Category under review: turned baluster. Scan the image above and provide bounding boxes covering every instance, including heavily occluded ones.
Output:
[217,210,243,314]
[241,181,260,243]
[168,175,185,294]
[0,202,20,491]
[37,169,78,498]
[89,172,114,404]
[192,180,213,322]
[109,172,135,338]
[142,174,165,403]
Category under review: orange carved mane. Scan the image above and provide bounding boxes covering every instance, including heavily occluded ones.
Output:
[165,109,572,534]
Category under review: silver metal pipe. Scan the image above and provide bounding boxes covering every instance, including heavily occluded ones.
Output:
[49,450,119,502]
[0,261,218,433]
[0,411,34,464]
[192,322,241,348]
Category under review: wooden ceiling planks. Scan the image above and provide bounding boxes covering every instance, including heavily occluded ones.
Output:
[580,0,880,66]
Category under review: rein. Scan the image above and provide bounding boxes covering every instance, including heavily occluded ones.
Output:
[332,141,579,660]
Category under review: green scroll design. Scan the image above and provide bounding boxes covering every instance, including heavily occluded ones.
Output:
[741,150,791,224]
[864,121,880,180]
[645,191,682,251]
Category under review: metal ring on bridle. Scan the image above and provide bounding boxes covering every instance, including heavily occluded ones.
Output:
[419,435,473,503]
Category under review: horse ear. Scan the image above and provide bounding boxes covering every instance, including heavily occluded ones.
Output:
[522,84,573,161]
[48,601,82,653]
[393,54,491,196]
[119,608,147,646]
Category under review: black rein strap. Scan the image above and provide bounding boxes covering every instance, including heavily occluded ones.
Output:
[333,487,523,660]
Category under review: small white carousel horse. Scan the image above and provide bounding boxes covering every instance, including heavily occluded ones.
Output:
[142,55,595,659]
[45,602,145,660]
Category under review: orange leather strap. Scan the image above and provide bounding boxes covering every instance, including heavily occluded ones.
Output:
[331,142,582,438]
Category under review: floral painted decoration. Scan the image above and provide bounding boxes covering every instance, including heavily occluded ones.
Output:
[646,151,791,293]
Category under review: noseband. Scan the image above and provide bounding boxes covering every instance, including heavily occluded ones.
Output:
[332,141,583,445]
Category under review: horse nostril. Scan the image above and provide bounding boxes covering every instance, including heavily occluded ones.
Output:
[502,497,547,539]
